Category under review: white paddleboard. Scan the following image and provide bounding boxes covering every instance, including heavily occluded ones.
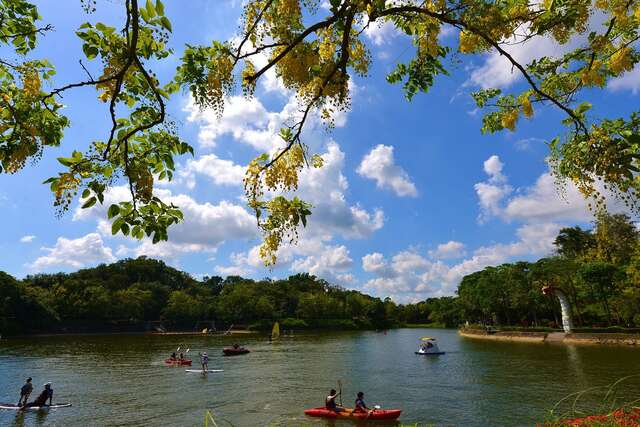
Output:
[0,403,72,410]
[185,369,223,373]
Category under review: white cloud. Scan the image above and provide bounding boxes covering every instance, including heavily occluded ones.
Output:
[30,233,116,271]
[503,172,593,223]
[185,95,275,151]
[468,33,562,89]
[20,235,36,243]
[364,20,403,46]
[298,141,385,239]
[362,222,561,302]
[184,88,350,154]
[75,186,259,260]
[357,144,418,197]
[474,155,512,222]
[608,66,640,94]
[180,154,245,188]
[290,244,354,282]
[466,12,608,89]
[429,241,466,259]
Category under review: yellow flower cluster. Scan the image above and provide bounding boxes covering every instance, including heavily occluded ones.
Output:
[206,52,234,117]
[21,70,41,98]
[581,61,605,87]
[501,109,519,131]
[519,92,534,118]
[608,47,634,75]
[264,144,305,191]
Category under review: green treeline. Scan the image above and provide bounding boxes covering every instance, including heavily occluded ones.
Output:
[0,258,448,335]
[2,213,638,335]
[454,213,640,329]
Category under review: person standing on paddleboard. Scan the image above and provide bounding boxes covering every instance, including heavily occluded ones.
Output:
[200,352,209,372]
[21,383,53,410]
[17,377,33,407]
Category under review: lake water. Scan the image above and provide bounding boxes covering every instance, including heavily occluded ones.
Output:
[1,329,639,426]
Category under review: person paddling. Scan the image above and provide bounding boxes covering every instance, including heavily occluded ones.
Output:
[21,383,53,410]
[17,377,33,407]
[354,391,369,413]
[325,389,342,412]
[169,352,177,361]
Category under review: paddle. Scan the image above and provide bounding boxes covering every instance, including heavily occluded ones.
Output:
[337,380,343,407]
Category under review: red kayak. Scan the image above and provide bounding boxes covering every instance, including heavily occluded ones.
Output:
[222,347,250,356]
[164,358,192,366]
[304,407,402,420]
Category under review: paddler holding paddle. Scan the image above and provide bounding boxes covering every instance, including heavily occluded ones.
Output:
[325,389,343,412]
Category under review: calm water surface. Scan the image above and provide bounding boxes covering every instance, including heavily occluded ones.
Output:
[1,329,639,426]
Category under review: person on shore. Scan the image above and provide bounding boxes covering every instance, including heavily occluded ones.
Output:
[325,389,342,412]
[21,383,53,410]
[17,377,33,407]
[354,391,369,413]
[200,352,209,372]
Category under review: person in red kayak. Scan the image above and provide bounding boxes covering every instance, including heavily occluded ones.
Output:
[21,383,53,410]
[325,389,342,412]
[354,391,369,413]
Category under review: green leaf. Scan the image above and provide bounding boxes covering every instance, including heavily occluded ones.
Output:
[146,0,156,18]
[155,0,165,15]
[81,197,97,209]
[81,189,91,199]
[82,44,99,60]
[160,16,172,32]
[57,157,75,167]
[107,204,120,219]
[112,218,124,235]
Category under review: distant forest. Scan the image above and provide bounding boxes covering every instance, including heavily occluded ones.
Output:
[0,257,455,335]
[1,213,639,335]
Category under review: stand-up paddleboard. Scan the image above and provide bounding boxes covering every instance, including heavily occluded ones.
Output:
[185,369,223,373]
[0,403,72,410]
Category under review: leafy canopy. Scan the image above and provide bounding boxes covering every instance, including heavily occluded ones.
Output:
[1,0,640,264]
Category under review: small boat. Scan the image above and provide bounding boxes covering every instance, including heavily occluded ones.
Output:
[0,403,72,411]
[164,358,192,366]
[185,369,224,373]
[223,345,250,356]
[415,337,445,355]
[304,407,402,420]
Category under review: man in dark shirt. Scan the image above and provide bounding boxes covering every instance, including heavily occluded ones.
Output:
[325,389,342,412]
[18,377,33,407]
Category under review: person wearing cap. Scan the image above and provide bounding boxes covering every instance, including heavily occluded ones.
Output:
[22,383,53,409]
[17,377,33,407]
[200,352,209,372]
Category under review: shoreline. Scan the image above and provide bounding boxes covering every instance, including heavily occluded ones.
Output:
[459,328,640,346]
[2,329,257,339]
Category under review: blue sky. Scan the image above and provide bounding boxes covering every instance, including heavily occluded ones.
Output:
[1,0,638,302]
